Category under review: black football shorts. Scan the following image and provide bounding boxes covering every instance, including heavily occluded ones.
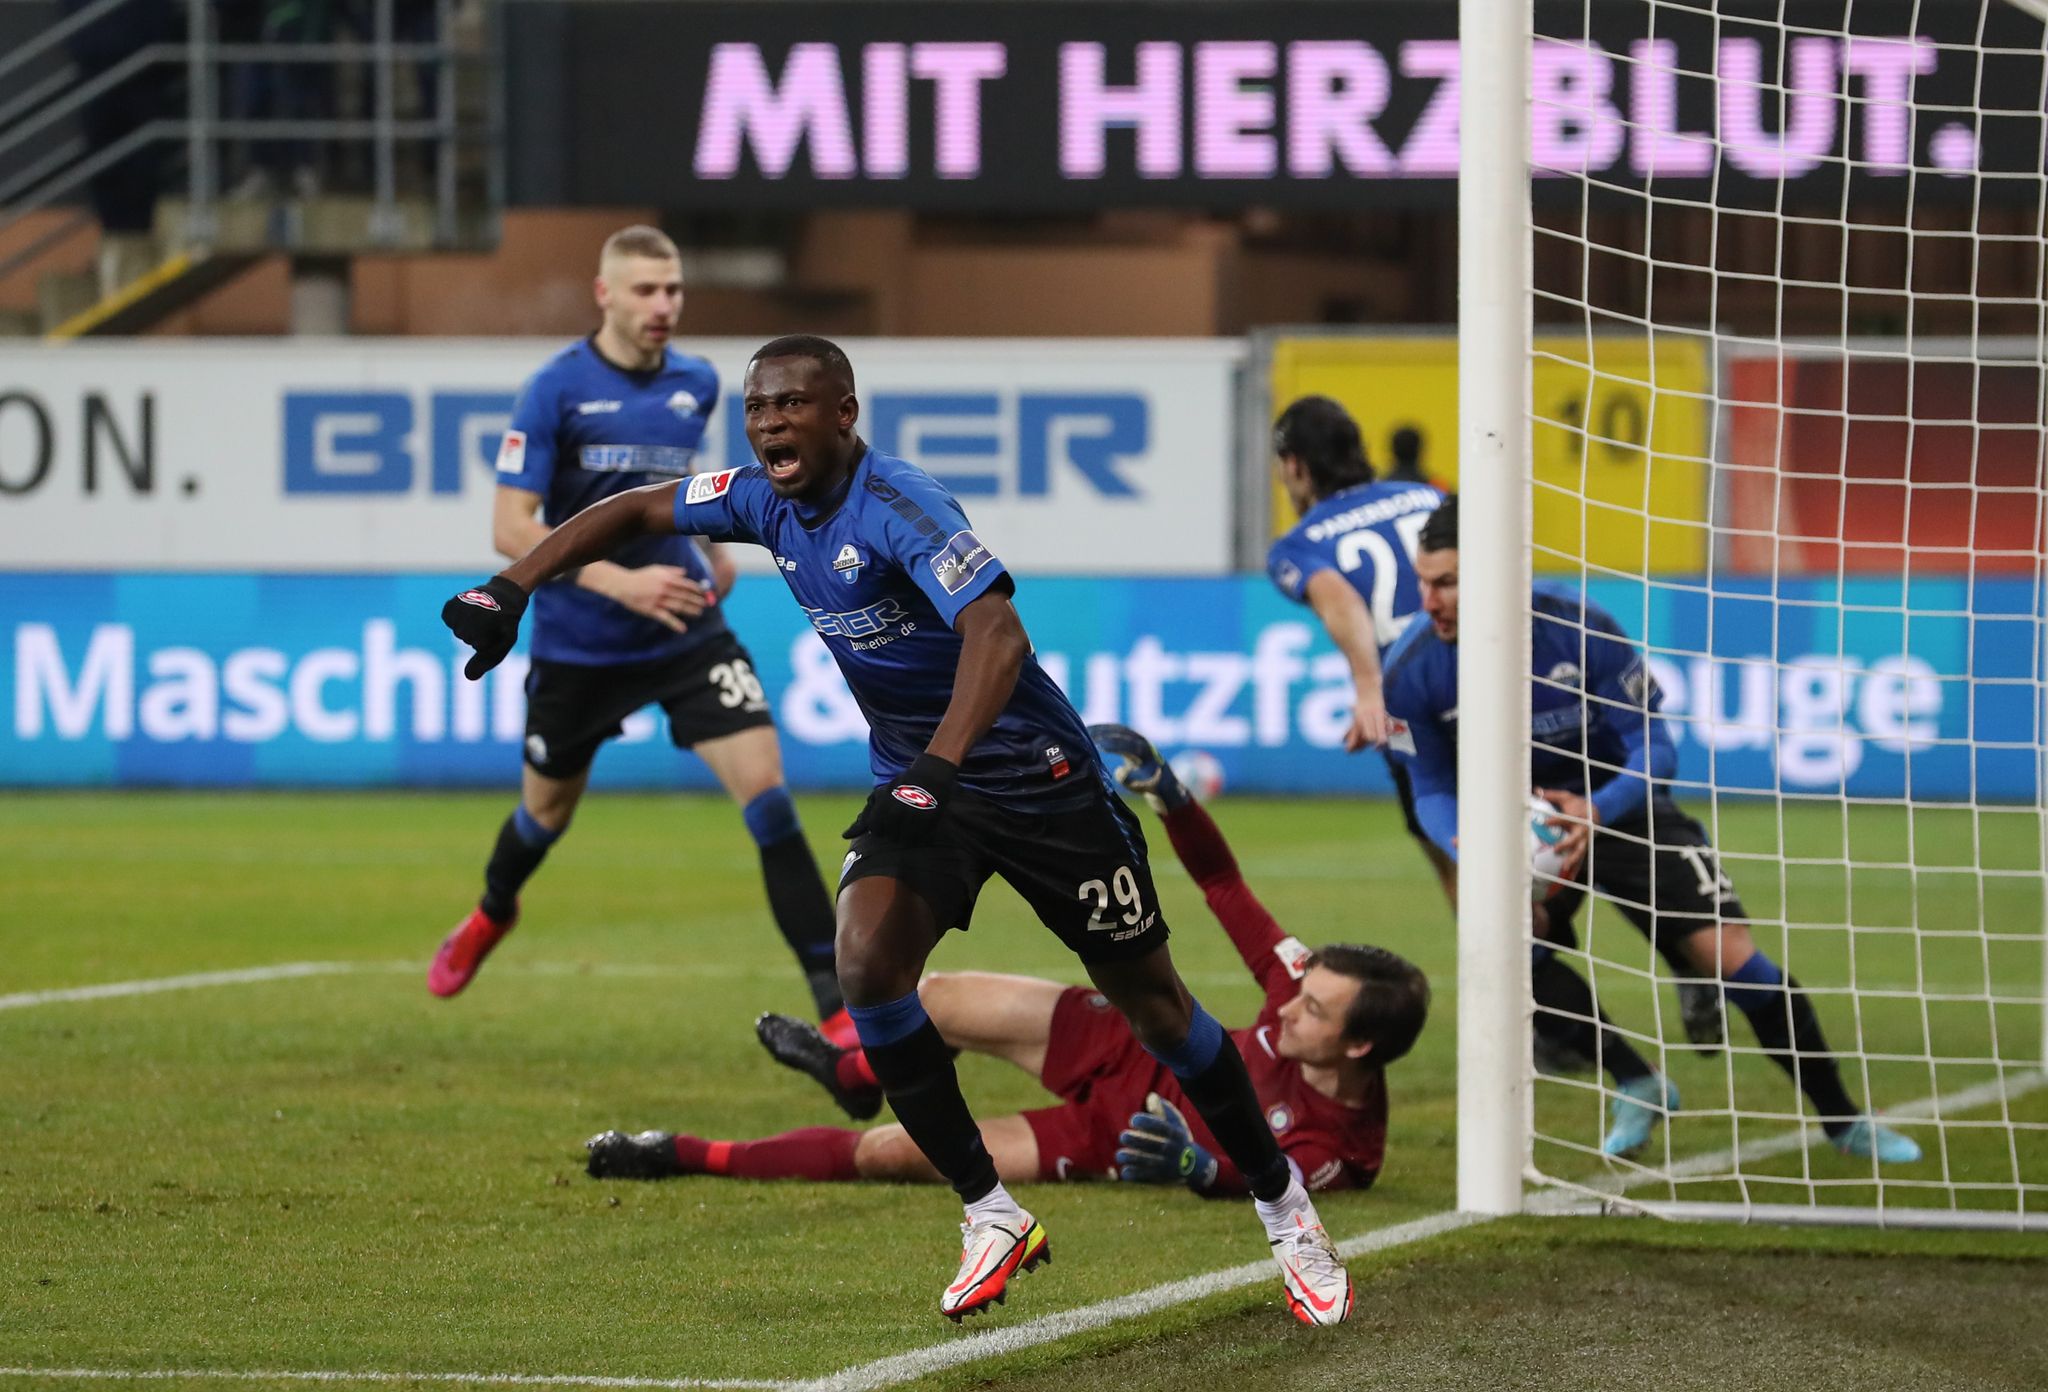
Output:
[521,633,775,779]
[840,776,1172,964]
[1544,798,1751,952]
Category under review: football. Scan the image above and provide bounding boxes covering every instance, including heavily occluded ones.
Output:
[1527,794,1571,902]
[1169,749,1226,803]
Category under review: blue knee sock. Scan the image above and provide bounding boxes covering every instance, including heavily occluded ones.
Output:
[1142,1000,1290,1202]
[1143,1000,1226,1078]
[741,787,803,847]
[512,804,562,849]
[850,991,997,1202]
[744,787,840,1015]
[482,804,563,920]
[847,992,929,1049]
[1723,951,1785,1011]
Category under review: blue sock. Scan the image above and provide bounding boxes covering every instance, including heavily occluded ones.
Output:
[850,990,996,1201]
[1142,999,1289,1200]
[741,787,802,847]
[512,803,563,848]
[744,787,840,1015]
[483,804,563,920]
[847,991,930,1049]
[1724,952,1785,1011]
[1144,1000,1226,1079]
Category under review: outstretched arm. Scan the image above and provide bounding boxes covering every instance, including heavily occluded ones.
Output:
[493,485,712,632]
[443,480,684,679]
[1155,802,1302,1002]
[1304,570,1386,751]
[499,480,683,593]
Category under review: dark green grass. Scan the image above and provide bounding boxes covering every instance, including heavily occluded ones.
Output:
[1,792,2043,1390]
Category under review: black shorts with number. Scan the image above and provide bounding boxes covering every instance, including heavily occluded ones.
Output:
[522,633,774,779]
[1545,797,1749,952]
[840,777,1171,965]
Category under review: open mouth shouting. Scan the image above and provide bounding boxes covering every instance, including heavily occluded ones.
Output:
[761,441,803,485]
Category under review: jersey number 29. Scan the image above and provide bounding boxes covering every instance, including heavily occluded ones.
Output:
[1079,866,1145,928]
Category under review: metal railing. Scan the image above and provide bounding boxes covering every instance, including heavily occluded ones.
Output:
[0,0,492,282]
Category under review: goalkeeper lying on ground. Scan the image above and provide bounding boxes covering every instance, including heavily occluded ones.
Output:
[585,723,1430,1195]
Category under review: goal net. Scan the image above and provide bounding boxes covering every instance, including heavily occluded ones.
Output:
[1461,0,2048,1228]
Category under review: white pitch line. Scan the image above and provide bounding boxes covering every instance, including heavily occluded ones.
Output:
[4,997,2039,1392]
[0,962,359,1012]
[1539,1066,2048,1207]
[785,1209,1485,1392]
[0,1370,781,1390]
[796,1068,2048,1390]
[0,959,1271,1008]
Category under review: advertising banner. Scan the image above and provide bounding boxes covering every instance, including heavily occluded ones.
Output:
[504,1,2048,211]
[1264,333,1713,575]
[1723,351,2046,576]
[4,572,2030,802]
[0,338,1240,574]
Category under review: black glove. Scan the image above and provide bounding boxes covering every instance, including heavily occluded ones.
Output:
[844,752,960,844]
[1116,1092,1220,1192]
[441,576,529,679]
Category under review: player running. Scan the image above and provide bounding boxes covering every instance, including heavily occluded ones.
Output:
[1268,395,1722,1060]
[1382,496,1921,1164]
[429,226,847,1043]
[439,336,1358,1326]
[583,723,1428,1205]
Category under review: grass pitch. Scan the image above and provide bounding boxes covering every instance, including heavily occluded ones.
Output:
[3,790,2045,1391]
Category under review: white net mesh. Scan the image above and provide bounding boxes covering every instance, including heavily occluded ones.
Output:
[1521,0,2048,1225]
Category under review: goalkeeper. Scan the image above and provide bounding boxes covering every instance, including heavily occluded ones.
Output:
[585,723,1430,1196]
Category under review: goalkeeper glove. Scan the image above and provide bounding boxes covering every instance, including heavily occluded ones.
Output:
[441,576,528,679]
[1115,1092,1219,1192]
[844,752,959,845]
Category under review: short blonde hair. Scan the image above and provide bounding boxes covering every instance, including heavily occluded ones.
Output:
[600,224,680,269]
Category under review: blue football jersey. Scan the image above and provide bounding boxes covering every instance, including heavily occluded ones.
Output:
[670,446,1100,808]
[495,339,727,665]
[1267,481,1444,651]
[1382,584,1676,856]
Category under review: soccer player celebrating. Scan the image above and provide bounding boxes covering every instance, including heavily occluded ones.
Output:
[429,227,847,1044]
[584,723,1428,1209]
[439,337,1358,1326]
[1382,496,1921,1164]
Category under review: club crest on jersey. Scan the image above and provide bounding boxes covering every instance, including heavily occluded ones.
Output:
[833,543,865,585]
[667,390,701,418]
[685,468,737,505]
[457,588,501,611]
[891,785,937,810]
[1266,1104,1294,1135]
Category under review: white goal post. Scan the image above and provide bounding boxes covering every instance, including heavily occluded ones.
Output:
[1457,0,2048,1229]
